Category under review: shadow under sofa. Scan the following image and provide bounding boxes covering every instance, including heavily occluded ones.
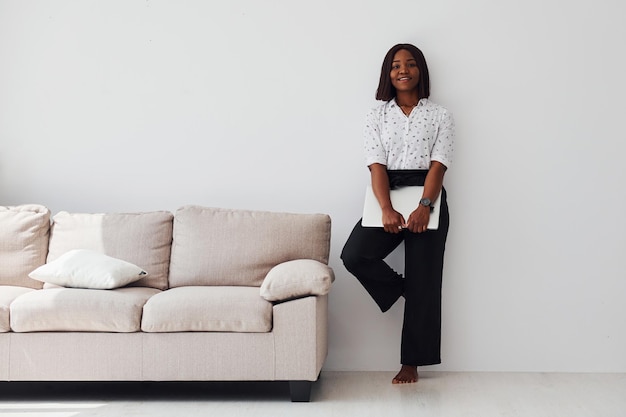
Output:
[0,204,334,402]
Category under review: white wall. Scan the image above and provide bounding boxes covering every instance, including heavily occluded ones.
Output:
[1,0,625,372]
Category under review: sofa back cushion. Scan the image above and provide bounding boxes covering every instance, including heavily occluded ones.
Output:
[0,204,51,289]
[47,211,173,290]
[168,206,331,288]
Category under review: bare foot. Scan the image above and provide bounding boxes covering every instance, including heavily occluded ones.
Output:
[392,365,418,384]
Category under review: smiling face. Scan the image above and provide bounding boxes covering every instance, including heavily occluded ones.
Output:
[390,49,420,94]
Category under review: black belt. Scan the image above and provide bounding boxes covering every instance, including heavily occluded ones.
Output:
[387,169,428,189]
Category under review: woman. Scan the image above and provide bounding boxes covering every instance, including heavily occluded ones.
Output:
[341,43,455,384]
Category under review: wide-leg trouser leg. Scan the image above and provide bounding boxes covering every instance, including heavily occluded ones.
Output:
[341,189,450,367]
[341,222,405,313]
[401,191,449,366]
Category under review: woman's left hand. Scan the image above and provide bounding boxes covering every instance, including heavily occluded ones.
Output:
[406,205,430,233]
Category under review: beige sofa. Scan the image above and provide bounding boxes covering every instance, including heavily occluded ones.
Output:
[0,204,333,402]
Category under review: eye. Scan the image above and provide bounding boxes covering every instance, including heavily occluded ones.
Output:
[392,64,400,70]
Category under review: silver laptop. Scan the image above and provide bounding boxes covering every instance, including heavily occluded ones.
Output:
[361,185,440,230]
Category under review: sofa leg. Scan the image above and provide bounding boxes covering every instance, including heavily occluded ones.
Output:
[289,380,312,402]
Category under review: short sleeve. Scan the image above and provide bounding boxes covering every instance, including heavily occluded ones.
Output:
[430,108,455,168]
[363,108,387,167]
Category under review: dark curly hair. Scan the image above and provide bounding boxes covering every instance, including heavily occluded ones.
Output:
[375,43,430,101]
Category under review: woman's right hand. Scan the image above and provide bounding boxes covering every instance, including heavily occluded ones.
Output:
[382,207,406,234]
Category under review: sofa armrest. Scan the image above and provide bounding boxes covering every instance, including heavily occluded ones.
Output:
[273,294,328,382]
[260,259,334,302]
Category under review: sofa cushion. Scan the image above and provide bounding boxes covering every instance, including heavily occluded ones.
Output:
[168,206,331,287]
[10,287,160,332]
[260,259,335,302]
[29,249,148,289]
[0,286,36,332]
[48,211,173,290]
[0,204,51,289]
[141,286,272,333]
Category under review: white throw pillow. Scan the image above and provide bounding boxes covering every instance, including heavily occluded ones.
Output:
[260,259,334,302]
[29,249,148,290]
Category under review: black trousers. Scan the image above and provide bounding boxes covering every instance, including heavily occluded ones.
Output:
[341,185,449,367]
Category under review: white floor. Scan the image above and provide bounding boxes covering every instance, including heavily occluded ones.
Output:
[1,372,625,417]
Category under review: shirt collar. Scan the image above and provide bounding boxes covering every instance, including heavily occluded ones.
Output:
[390,97,429,108]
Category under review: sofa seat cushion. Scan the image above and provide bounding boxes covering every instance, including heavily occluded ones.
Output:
[10,287,160,332]
[0,205,51,289]
[0,286,36,332]
[141,286,272,333]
